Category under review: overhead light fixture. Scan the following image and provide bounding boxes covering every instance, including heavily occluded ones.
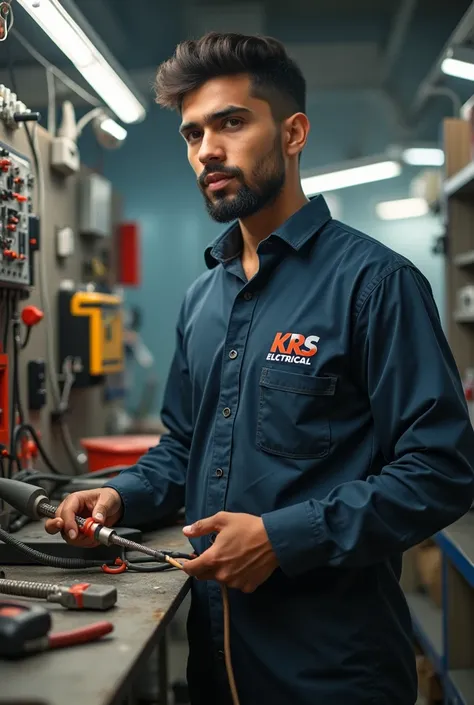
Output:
[376,197,429,221]
[99,118,127,142]
[301,156,401,196]
[441,46,474,82]
[402,147,444,167]
[15,0,146,124]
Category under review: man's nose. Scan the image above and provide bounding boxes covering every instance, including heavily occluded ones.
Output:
[198,132,225,165]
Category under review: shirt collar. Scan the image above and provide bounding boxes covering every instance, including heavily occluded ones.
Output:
[204,195,331,269]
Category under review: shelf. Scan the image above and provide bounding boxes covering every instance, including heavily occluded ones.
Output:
[454,312,474,323]
[447,669,474,705]
[406,592,443,674]
[454,251,474,268]
[445,161,474,198]
[435,513,474,588]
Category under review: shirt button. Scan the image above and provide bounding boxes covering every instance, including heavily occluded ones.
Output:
[222,407,231,418]
[243,291,253,301]
[229,350,238,359]
[217,649,225,660]
[215,468,224,478]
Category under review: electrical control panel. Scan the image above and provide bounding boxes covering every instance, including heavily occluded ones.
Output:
[0,140,38,288]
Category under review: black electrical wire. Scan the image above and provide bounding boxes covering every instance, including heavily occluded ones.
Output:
[0,527,114,569]
[0,527,189,572]
[20,325,31,350]
[13,424,61,475]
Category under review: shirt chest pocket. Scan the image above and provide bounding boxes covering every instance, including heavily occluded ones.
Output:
[256,367,337,459]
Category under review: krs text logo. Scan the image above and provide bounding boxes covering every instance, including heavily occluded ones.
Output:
[267,332,320,366]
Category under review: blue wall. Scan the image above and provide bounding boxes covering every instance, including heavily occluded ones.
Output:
[80,100,445,414]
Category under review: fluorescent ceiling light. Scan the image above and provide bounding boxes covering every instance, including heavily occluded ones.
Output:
[16,0,146,123]
[402,147,444,167]
[376,197,429,221]
[302,159,401,196]
[441,57,474,81]
[100,118,127,141]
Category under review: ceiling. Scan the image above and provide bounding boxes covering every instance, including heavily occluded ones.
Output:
[2,0,474,154]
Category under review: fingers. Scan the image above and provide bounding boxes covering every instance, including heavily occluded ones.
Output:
[44,517,63,535]
[92,490,121,523]
[59,494,84,540]
[183,511,228,539]
[182,549,217,579]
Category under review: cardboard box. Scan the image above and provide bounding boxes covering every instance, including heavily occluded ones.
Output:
[415,544,442,609]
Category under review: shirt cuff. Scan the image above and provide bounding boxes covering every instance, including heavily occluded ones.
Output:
[262,500,322,577]
[104,472,153,527]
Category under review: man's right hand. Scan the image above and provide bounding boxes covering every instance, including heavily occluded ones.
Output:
[44,488,123,548]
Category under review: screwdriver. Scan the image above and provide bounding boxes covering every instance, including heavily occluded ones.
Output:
[0,479,183,569]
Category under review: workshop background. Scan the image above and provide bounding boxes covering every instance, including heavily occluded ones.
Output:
[1,1,474,704]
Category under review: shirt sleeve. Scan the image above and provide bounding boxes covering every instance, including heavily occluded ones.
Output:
[104,305,192,527]
[262,264,474,577]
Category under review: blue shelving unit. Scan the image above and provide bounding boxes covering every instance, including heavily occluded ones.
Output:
[404,513,474,705]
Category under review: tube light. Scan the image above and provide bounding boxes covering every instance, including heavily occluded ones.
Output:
[16,0,146,124]
[376,197,429,221]
[100,118,127,141]
[402,148,444,167]
[441,57,474,82]
[301,160,401,196]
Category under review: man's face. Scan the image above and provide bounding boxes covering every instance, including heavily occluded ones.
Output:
[180,75,286,223]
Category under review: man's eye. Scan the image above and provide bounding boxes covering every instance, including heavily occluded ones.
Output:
[187,130,202,142]
[224,118,242,129]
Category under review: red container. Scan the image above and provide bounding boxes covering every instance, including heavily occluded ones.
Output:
[81,435,160,472]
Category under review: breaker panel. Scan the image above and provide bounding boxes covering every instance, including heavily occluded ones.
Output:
[0,139,38,288]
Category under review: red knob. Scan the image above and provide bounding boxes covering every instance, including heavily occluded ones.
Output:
[0,159,11,168]
[21,305,44,327]
[6,224,16,232]
[13,193,27,203]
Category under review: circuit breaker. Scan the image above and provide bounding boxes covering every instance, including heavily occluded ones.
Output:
[0,140,39,288]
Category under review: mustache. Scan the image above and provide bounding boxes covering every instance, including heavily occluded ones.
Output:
[198,165,243,189]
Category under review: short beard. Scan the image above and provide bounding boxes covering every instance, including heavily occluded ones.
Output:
[200,136,286,224]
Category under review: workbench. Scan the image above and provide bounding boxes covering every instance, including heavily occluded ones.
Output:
[0,522,191,705]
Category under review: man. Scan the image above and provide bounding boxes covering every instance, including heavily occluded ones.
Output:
[47,33,474,705]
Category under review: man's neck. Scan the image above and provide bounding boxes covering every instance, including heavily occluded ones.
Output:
[238,186,309,281]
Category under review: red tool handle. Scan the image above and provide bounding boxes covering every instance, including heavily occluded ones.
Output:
[48,621,113,649]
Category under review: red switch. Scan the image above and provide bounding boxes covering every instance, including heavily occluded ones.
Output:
[0,159,11,168]
[21,305,44,327]
[6,224,16,232]
[13,193,27,203]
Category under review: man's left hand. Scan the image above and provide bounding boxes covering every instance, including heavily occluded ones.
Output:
[182,512,279,593]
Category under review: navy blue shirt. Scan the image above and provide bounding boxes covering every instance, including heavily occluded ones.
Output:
[106,196,474,705]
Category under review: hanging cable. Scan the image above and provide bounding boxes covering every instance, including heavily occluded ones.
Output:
[11,29,101,107]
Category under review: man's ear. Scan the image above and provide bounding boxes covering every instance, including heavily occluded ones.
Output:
[283,112,310,158]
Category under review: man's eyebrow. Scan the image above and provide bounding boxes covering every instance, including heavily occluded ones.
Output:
[179,105,253,134]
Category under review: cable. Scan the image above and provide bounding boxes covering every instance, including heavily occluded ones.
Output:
[0,527,111,569]
[13,424,62,475]
[46,67,56,136]
[11,29,101,108]
[222,584,240,705]
[0,526,190,572]
[25,119,83,474]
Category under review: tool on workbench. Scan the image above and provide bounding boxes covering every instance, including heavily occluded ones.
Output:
[0,600,113,658]
[0,479,190,572]
[0,574,117,610]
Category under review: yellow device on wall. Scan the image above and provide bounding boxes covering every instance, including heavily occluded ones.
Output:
[58,289,124,387]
